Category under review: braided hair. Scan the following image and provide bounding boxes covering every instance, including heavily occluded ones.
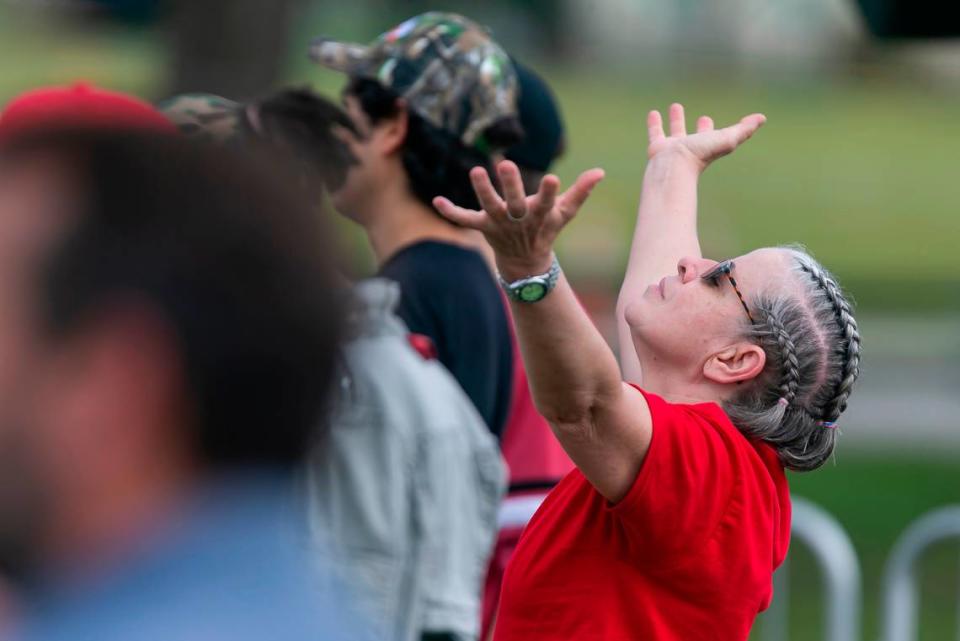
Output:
[795,258,862,425]
[723,247,861,471]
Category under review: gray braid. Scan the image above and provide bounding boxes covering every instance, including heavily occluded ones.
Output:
[796,260,862,423]
[765,308,800,405]
[723,246,861,472]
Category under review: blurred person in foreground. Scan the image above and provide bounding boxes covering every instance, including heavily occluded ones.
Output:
[309,12,524,440]
[0,83,177,137]
[434,104,861,639]
[0,83,174,638]
[0,106,365,639]
[162,89,506,641]
[0,83,171,638]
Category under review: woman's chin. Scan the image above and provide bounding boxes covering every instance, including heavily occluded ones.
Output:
[623,301,657,341]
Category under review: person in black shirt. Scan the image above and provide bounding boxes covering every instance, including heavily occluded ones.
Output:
[379,240,514,437]
[309,13,524,439]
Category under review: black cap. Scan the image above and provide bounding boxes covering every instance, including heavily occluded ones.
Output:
[505,60,565,173]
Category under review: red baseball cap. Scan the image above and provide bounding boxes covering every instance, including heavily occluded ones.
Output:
[0,82,176,141]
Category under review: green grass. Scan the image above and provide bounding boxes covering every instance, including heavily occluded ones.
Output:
[552,70,960,313]
[559,72,960,309]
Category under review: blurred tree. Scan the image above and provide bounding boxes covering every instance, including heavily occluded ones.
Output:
[855,0,960,37]
[167,0,300,99]
[76,0,162,24]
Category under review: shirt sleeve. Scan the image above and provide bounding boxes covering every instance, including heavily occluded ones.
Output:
[607,387,742,558]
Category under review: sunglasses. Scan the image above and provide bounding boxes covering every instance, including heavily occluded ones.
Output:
[701,260,755,324]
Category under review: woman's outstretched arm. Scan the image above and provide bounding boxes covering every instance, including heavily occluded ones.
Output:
[617,105,766,383]
[432,107,766,503]
[434,162,652,504]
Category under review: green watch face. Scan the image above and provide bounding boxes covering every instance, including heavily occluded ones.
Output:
[519,282,547,302]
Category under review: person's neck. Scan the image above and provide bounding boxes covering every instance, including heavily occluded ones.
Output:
[362,189,473,266]
[637,358,724,406]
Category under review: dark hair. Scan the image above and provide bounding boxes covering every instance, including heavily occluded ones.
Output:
[2,129,344,470]
[346,77,523,212]
[252,87,358,193]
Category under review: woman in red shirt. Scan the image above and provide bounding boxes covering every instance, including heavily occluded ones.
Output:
[434,103,860,640]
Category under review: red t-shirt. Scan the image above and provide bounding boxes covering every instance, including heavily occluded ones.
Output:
[493,388,791,641]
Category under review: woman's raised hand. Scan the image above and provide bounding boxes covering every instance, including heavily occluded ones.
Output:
[433,160,604,278]
[647,103,766,172]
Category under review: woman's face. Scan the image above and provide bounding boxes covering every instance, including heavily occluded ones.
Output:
[624,247,791,373]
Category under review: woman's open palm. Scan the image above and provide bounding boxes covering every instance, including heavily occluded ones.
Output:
[647,103,766,171]
[432,160,604,275]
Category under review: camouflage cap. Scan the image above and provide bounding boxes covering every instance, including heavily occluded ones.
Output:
[309,12,519,150]
[157,93,247,143]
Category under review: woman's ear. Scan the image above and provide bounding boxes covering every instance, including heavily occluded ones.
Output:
[703,342,766,384]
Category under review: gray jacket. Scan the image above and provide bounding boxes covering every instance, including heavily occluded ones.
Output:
[305,279,505,641]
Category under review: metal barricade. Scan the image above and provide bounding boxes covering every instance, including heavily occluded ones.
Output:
[879,505,960,641]
[759,497,862,641]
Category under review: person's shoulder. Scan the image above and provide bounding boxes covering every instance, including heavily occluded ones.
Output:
[380,240,491,284]
[22,521,371,641]
[341,315,482,422]
[626,385,759,472]
[646,392,787,492]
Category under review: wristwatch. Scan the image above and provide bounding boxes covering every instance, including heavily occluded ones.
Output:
[498,256,562,303]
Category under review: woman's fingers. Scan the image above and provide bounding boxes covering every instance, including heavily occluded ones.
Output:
[433,197,488,230]
[556,168,605,223]
[470,167,506,217]
[738,113,766,137]
[726,113,767,147]
[496,161,528,219]
[530,174,560,219]
[697,115,714,133]
[647,110,664,143]
[668,103,686,137]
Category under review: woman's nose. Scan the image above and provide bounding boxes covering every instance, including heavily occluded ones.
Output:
[677,257,699,284]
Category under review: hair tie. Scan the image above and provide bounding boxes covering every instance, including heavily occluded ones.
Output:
[777,397,789,407]
[817,420,838,429]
